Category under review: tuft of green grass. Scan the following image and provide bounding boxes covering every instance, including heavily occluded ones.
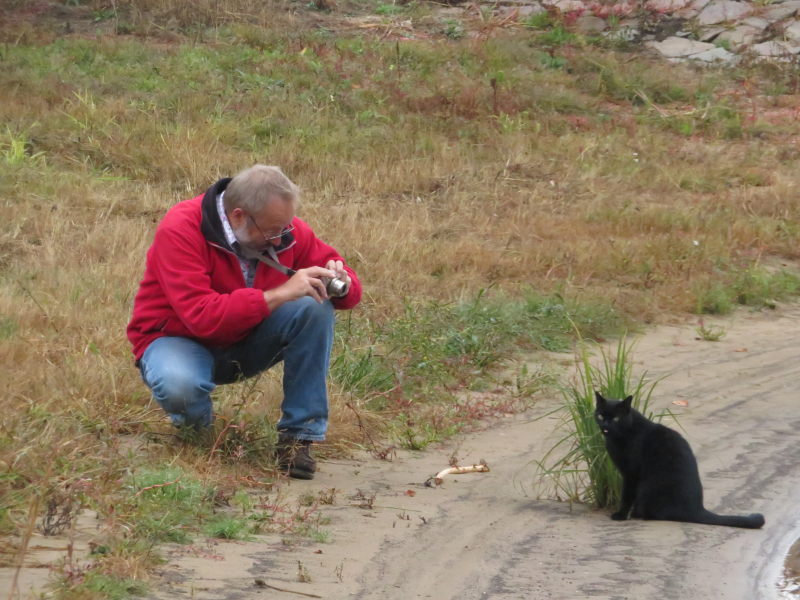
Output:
[54,572,148,600]
[203,515,253,540]
[695,318,726,341]
[522,11,553,30]
[124,467,214,544]
[695,267,800,314]
[533,337,666,508]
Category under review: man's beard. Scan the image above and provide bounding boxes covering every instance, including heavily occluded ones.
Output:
[233,224,266,257]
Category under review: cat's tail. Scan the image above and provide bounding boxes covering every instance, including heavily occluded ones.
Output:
[696,509,765,529]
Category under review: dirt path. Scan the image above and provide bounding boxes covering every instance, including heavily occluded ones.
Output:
[135,304,800,600]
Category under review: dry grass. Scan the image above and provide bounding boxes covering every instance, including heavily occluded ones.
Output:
[2,1,800,595]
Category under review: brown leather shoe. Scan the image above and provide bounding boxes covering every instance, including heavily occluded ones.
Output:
[276,438,316,480]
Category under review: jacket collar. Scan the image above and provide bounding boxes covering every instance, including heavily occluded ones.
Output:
[200,178,295,255]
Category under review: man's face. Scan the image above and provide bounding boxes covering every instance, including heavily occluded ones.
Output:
[231,197,295,253]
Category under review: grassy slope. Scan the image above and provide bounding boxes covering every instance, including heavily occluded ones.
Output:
[2,1,800,596]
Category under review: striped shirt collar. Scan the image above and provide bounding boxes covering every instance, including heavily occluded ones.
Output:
[216,191,239,250]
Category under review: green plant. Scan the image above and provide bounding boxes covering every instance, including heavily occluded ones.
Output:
[55,571,147,600]
[538,25,577,47]
[695,318,726,341]
[523,11,553,29]
[203,515,253,540]
[375,2,405,15]
[125,467,214,544]
[694,281,734,315]
[443,20,465,40]
[533,337,665,507]
[731,267,800,308]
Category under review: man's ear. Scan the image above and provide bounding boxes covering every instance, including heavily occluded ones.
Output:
[228,206,246,227]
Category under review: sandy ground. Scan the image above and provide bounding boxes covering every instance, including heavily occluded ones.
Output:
[5,305,800,599]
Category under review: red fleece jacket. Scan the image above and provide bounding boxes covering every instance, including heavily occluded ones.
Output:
[127,191,362,361]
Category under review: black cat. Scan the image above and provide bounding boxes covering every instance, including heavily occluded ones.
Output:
[594,392,764,529]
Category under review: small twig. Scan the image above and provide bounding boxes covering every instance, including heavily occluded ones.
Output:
[254,579,322,598]
[208,415,236,460]
[134,476,182,497]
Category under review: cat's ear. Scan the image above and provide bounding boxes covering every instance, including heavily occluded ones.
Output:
[620,395,634,412]
[594,391,606,406]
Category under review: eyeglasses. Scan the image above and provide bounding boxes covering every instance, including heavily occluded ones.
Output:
[248,214,294,242]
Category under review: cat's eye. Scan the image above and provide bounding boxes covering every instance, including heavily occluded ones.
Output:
[612,416,620,422]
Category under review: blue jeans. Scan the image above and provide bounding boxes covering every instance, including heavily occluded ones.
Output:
[139,297,335,441]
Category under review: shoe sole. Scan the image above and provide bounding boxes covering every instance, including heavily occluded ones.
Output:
[286,467,314,480]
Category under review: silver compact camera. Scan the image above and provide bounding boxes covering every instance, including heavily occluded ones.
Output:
[325,276,348,298]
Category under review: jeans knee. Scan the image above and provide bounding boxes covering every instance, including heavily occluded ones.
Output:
[149,365,214,416]
[294,297,334,328]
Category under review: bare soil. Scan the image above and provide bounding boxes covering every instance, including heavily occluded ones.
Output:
[136,305,800,599]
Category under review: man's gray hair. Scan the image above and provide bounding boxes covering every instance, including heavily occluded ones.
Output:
[224,165,300,213]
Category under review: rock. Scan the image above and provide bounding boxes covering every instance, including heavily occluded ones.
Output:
[605,23,640,42]
[575,15,607,33]
[541,0,586,12]
[689,45,738,62]
[517,4,547,17]
[699,25,726,40]
[716,24,762,48]
[740,16,769,30]
[760,1,800,23]
[645,0,694,12]
[646,35,717,57]
[750,39,800,57]
[785,20,800,43]
[697,0,751,25]
[675,0,712,19]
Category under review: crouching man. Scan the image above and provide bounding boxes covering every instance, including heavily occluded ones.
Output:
[127,165,362,479]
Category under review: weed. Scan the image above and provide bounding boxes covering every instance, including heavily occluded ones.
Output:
[695,281,735,315]
[375,2,405,15]
[694,267,800,314]
[695,318,726,341]
[523,11,553,30]
[54,571,148,600]
[124,467,214,544]
[443,20,465,40]
[203,515,253,540]
[731,267,800,308]
[297,560,312,583]
[538,25,577,47]
[533,337,666,507]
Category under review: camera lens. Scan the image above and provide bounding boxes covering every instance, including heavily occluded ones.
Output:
[326,277,347,298]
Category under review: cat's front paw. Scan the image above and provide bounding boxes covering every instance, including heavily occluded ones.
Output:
[611,511,628,521]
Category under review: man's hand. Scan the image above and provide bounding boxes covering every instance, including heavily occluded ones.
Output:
[325,259,351,295]
[263,266,336,311]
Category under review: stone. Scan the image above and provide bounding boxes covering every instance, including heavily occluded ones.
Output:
[740,16,769,30]
[785,20,800,43]
[761,1,800,23]
[575,15,607,33]
[688,46,738,62]
[699,25,726,41]
[697,0,751,25]
[675,0,712,18]
[646,35,717,57]
[716,24,762,48]
[645,0,693,12]
[516,4,547,16]
[541,0,585,12]
[605,24,640,42]
[750,39,800,56]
